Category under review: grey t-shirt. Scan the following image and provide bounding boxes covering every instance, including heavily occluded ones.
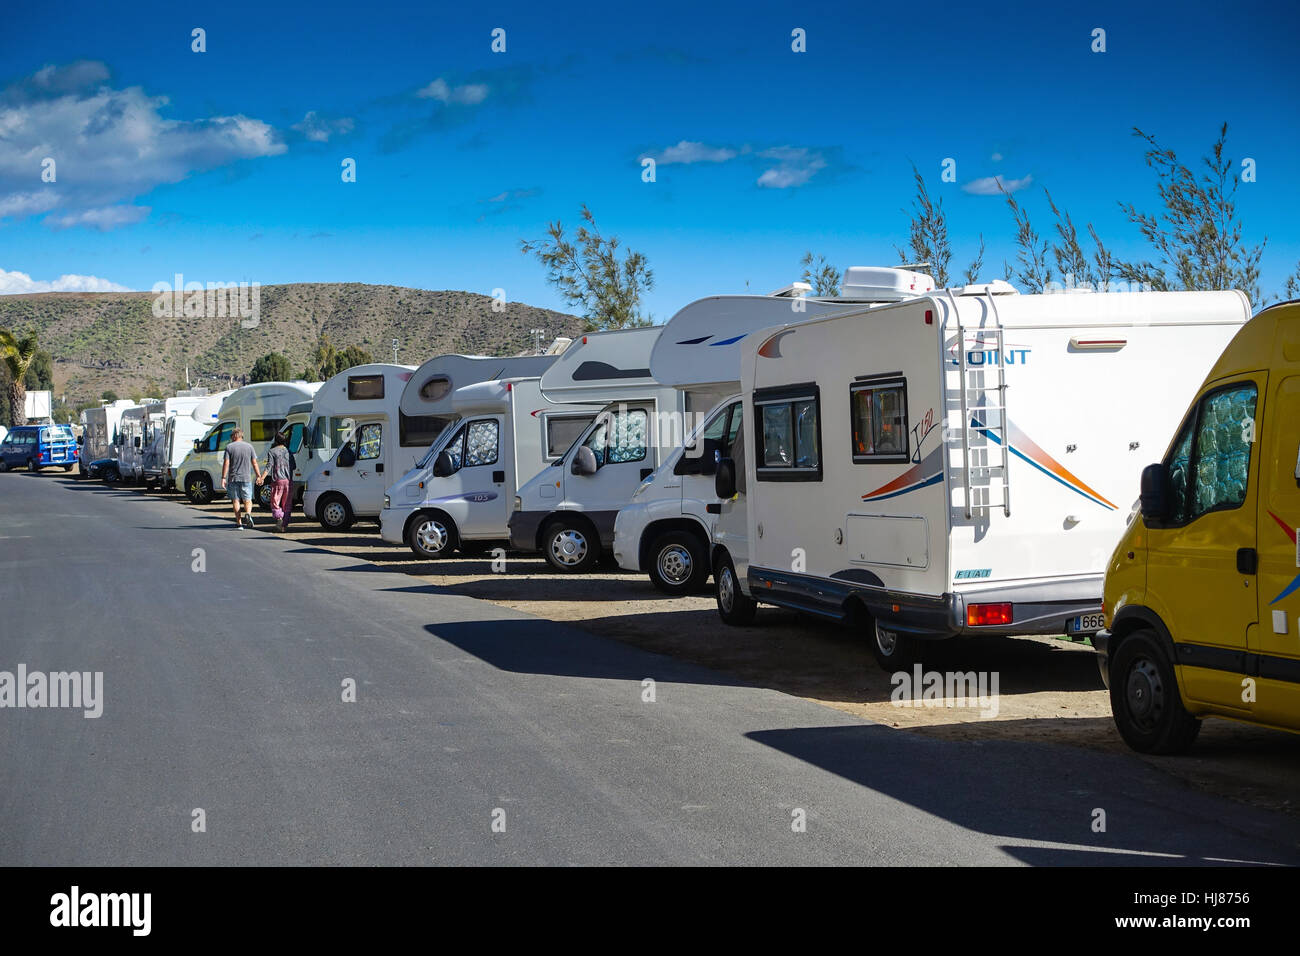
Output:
[223,440,256,482]
[266,445,295,482]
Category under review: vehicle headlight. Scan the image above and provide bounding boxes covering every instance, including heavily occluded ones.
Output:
[514,496,522,512]
[384,494,391,509]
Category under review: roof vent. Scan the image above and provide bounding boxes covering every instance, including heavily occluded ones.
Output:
[956,280,1019,296]
[840,267,936,302]
[769,281,813,298]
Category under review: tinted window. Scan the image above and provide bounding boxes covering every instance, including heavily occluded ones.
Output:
[347,375,385,400]
[249,419,286,443]
[850,378,908,462]
[546,416,593,459]
[399,413,449,448]
[755,385,821,481]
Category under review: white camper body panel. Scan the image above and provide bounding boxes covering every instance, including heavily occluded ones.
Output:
[728,288,1251,641]
[116,405,155,481]
[400,353,561,419]
[177,381,321,503]
[379,377,597,552]
[78,399,137,473]
[141,395,205,483]
[300,364,420,524]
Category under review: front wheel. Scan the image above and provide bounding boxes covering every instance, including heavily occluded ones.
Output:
[317,494,355,532]
[184,472,211,502]
[541,517,601,573]
[256,480,275,510]
[714,554,757,625]
[1109,629,1201,754]
[408,512,457,558]
[870,619,922,671]
[648,530,711,595]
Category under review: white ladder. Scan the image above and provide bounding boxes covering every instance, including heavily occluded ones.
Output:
[948,290,1011,518]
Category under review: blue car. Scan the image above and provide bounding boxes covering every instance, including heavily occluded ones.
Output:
[0,424,80,472]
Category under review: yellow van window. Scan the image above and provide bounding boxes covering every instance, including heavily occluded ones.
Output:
[1191,384,1256,518]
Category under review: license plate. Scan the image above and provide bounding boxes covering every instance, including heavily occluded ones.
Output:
[1070,612,1106,633]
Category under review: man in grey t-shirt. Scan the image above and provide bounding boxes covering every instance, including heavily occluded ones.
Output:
[221,428,265,528]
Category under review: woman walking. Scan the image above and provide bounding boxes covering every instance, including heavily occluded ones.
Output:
[260,432,297,532]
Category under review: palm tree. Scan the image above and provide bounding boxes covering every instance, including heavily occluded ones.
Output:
[0,330,39,427]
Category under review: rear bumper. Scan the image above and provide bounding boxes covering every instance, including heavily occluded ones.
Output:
[747,567,1105,641]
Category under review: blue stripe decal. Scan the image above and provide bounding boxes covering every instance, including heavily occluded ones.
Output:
[708,333,747,346]
[1271,576,1300,605]
[862,471,943,501]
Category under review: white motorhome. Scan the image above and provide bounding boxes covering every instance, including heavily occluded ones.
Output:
[178,381,321,504]
[78,399,137,477]
[140,393,207,488]
[508,326,707,572]
[708,285,1253,669]
[380,375,597,556]
[613,268,934,593]
[299,364,422,529]
[116,403,162,483]
[160,390,234,490]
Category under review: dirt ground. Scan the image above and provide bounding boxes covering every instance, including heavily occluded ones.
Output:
[135,480,1300,820]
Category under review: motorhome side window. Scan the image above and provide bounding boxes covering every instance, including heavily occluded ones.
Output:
[357,423,382,460]
[754,385,821,481]
[399,413,448,448]
[584,409,648,466]
[546,416,592,459]
[849,376,908,463]
[1166,382,1258,524]
[250,418,286,443]
[347,375,384,400]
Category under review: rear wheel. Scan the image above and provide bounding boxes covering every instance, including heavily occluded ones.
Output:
[184,472,211,502]
[541,516,601,573]
[63,463,74,472]
[715,553,757,625]
[648,530,711,595]
[317,494,354,532]
[408,512,457,558]
[1109,629,1201,754]
[27,458,40,473]
[870,619,922,671]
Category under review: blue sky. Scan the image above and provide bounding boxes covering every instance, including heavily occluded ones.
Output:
[1,0,1297,320]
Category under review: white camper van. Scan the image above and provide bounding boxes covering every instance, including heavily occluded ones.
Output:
[140,394,207,487]
[613,269,934,593]
[708,286,1252,669]
[78,399,137,477]
[178,381,321,504]
[159,391,233,490]
[508,326,707,572]
[300,364,422,530]
[116,404,159,483]
[380,375,597,556]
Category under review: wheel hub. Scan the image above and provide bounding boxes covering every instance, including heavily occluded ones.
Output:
[417,520,447,552]
[719,567,736,612]
[1125,658,1163,728]
[551,530,587,566]
[324,502,346,526]
[658,545,692,584]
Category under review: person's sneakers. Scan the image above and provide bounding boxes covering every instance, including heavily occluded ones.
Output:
[242,514,255,528]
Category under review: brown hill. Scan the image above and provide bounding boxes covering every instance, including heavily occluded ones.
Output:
[0,283,585,404]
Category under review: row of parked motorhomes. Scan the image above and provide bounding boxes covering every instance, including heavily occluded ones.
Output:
[71,265,1300,754]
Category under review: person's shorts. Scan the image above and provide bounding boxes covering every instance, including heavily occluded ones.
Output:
[227,480,253,502]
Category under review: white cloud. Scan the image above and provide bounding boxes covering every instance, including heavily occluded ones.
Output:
[962,174,1033,196]
[416,78,489,105]
[991,152,1003,162]
[756,146,827,188]
[0,60,286,230]
[45,205,151,231]
[292,110,355,143]
[0,267,131,294]
[646,140,737,165]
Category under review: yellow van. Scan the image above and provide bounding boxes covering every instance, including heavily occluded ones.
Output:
[1097,300,1300,753]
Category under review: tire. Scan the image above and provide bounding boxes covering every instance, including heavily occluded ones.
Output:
[184,472,211,503]
[27,459,40,473]
[407,511,458,559]
[714,553,757,626]
[1109,628,1201,754]
[317,493,354,532]
[541,516,601,573]
[63,463,74,472]
[648,530,711,595]
[0,460,8,473]
[256,480,275,511]
[870,618,923,671]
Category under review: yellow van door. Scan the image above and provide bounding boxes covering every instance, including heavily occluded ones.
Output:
[1253,374,1300,728]
[1145,376,1262,712]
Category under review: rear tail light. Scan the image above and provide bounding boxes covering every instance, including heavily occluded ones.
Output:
[967,603,1013,627]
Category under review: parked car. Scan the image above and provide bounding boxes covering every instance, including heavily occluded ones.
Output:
[85,457,121,482]
[0,424,80,472]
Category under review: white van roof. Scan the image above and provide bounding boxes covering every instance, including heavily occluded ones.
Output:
[539,326,661,403]
[216,381,321,420]
[400,353,560,418]
[190,389,237,424]
[311,363,416,417]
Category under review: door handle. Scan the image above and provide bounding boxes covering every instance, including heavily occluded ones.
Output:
[1237,547,1258,575]
[376,463,384,473]
[492,470,505,483]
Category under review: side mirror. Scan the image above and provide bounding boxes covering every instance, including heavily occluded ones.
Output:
[133,437,141,449]
[571,445,598,476]
[1139,463,1170,523]
[336,444,357,468]
[715,457,737,500]
[431,450,455,478]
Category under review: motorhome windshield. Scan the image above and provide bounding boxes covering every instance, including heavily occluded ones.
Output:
[416,416,463,468]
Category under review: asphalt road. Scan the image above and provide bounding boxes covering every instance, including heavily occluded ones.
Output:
[2,472,1298,865]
